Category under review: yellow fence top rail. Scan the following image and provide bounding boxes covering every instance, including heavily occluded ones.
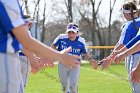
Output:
[86,46,115,49]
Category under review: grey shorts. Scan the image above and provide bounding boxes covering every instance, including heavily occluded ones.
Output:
[19,56,31,87]
[0,53,24,93]
[125,53,140,93]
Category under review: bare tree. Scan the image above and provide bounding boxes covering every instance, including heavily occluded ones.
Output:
[21,0,30,14]
[24,0,30,14]
[33,0,40,19]
[41,0,47,42]
[64,0,73,22]
[78,0,106,59]
[32,0,41,39]
[78,0,103,45]
[108,0,117,45]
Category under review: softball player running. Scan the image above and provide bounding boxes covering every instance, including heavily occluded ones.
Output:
[101,1,140,93]
[0,0,81,93]
[51,23,98,93]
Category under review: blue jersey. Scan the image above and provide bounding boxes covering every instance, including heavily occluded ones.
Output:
[0,0,25,53]
[118,17,140,45]
[53,34,87,56]
[118,17,140,54]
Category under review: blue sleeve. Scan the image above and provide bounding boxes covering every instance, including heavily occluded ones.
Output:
[53,35,61,47]
[119,23,137,45]
[53,39,60,47]
[80,40,87,54]
[81,46,87,54]
[0,1,24,33]
[126,35,140,48]
[0,2,13,33]
[123,26,136,45]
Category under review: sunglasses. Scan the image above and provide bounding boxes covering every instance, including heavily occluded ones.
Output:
[67,25,78,30]
[123,5,130,10]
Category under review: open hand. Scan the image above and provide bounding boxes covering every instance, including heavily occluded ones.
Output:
[59,47,81,68]
[89,59,98,69]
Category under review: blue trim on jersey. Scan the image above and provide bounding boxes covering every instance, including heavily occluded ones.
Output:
[17,0,24,19]
[0,2,14,33]
[126,35,140,48]
[0,2,13,52]
[19,51,25,56]
[54,35,87,56]
[122,19,140,45]
[120,17,140,54]
[0,1,22,53]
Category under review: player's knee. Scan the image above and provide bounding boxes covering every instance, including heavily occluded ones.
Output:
[69,85,78,93]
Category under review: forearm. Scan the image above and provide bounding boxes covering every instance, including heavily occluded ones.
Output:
[13,25,62,61]
[119,46,128,53]
[113,44,125,52]
[124,41,140,56]
[108,44,125,61]
[85,52,91,60]
[22,48,35,59]
[126,35,140,49]
[25,38,61,61]
[85,52,94,62]
[136,61,140,71]
[113,42,119,51]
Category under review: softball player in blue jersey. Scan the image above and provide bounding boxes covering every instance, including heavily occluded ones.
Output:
[101,1,140,93]
[51,23,98,93]
[0,0,81,93]
[0,1,26,93]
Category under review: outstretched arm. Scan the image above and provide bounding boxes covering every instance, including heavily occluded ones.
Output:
[85,52,98,69]
[22,48,40,74]
[22,48,55,73]
[114,41,140,63]
[114,35,140,63]
[12,25,80,68]
[100,43,125,70]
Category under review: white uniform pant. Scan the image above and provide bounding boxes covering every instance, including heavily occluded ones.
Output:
[125,53,140,93]
[19,56,31,88]
[58,63,80,93]
[0,53,24,93]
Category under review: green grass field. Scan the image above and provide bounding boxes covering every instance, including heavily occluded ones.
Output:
[25,61,132,93]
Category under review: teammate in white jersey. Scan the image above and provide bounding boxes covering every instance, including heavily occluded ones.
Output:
[51,23,98,93]
[100,1,140,93]
[0,1,81,93]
